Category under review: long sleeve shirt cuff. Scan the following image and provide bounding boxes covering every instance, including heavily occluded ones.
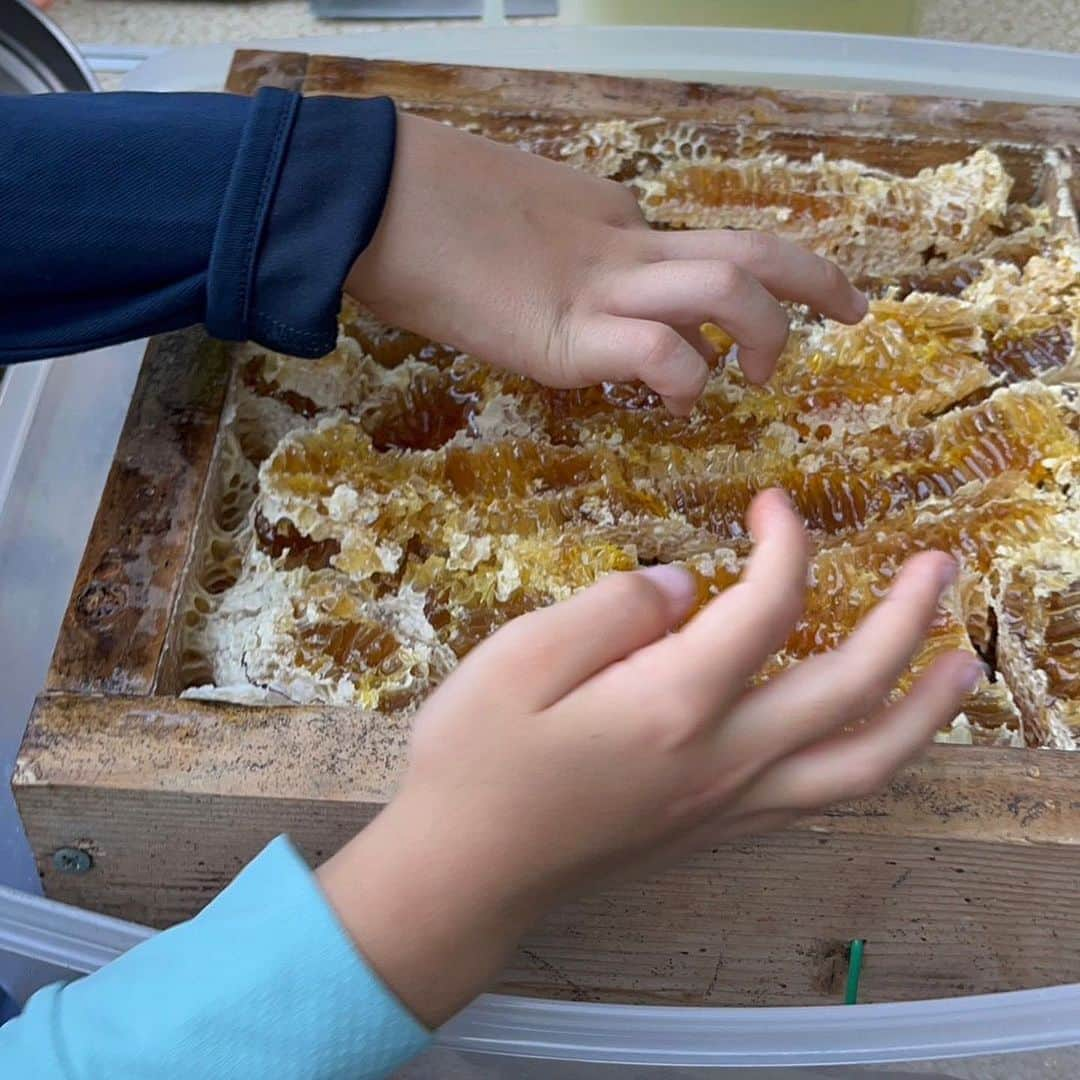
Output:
[0,88,396,364]
[0,835,431,1079]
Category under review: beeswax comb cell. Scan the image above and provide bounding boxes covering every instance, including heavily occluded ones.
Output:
[179,136,1080,751]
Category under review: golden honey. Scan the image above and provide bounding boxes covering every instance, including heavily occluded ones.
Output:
[178,139,1080,749]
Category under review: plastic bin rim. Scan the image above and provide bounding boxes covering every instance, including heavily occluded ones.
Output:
[4,881,1079,1064]
[121,25,1080,106]
[443,985,1080,1065]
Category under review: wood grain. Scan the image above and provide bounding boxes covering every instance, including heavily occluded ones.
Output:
[285,53,1064,205]
[299,53,1080,147]
[16,696,1080,844]
[221,50,1069,203]
[507,831,1080,1005]
[45,330,230,695]
[15,781,1080,1005]
[16,695,408,802]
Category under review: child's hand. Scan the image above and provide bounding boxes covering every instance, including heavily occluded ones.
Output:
[346,114,867,414]
[317,491,979,1027]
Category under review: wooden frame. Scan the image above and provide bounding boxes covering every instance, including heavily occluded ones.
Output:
[13,51,1080,1007]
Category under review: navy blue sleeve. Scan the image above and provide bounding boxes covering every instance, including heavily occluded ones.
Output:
[0,88,396,363]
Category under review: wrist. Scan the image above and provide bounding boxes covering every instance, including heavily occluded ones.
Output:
[343,111,428,312]
[315,794,542,1028]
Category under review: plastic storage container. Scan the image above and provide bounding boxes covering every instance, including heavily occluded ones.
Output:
[2,879,1080,1076]
[122,25,1080,104]
[0,343,145,1011]
[3,878,1080,1075]
[5,25,1080,1076]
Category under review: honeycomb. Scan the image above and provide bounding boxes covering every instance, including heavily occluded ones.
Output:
[176,133,1080,750]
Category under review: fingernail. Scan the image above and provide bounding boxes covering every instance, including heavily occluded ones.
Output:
[639,565,698,613]
[956,659,987,693]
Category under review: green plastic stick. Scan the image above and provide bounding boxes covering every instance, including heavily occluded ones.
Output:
[844,939,865,1005]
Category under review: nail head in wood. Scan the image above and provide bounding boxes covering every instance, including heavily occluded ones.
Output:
[52,847,92,874]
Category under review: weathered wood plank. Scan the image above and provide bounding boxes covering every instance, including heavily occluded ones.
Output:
[14,782,1080,1005]
[17,695,1080,845]
[46,331,230,695]
[291,53,1062,209]
[16,694,407,802]
[507,830,1080,1005]
[301,54,1080,146]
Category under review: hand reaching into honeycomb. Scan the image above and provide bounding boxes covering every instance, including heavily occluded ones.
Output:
[346,114,868,415]
[316,490,980,1027]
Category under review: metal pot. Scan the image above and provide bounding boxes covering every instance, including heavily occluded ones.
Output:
[0,0,97,94]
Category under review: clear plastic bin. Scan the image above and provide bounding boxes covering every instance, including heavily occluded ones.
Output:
[4,25,1080,1076]
[2,879,1080,1075]
[122,26,1080,105]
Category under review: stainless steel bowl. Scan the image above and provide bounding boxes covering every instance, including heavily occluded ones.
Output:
[0,0,97,94]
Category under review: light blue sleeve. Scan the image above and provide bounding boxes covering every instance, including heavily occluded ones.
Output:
[0,835,432,1079]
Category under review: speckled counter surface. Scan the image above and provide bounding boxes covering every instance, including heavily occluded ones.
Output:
[49,2,522,48]
[44,0,1080,53]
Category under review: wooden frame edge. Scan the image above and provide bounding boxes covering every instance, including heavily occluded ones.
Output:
[16,694,1080,847]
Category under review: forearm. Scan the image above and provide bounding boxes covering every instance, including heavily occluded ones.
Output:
[0,89,395,363]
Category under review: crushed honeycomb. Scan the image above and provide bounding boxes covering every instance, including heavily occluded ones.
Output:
[176,135,1080,750]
